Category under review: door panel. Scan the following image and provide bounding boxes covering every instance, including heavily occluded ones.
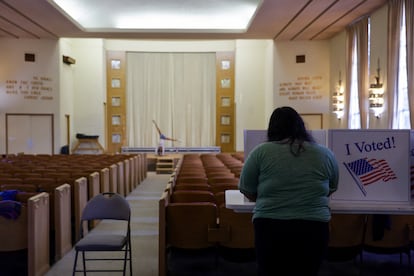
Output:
[7,114,53,154]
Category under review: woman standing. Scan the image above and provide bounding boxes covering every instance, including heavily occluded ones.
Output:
[238,106,339,276]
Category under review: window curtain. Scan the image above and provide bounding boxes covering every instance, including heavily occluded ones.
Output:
[405,0,414,126]
[126,52,216,148]
[386,0,403,128]
[345,17,369,129]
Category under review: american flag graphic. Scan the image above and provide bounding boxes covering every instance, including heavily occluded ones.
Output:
[344,158,397,196]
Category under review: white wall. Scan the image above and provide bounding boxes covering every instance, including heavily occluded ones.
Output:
[274,40,331,129]
[0,38,60,154]
[234,40,274,151]
[70,39,106,150]
[59,38,76,149]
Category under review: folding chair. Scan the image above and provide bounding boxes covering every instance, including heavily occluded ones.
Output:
[72,192,132,275]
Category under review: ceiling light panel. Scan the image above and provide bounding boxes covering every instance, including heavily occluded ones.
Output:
[50,0,262,32]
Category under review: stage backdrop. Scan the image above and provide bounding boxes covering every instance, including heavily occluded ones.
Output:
[328,129,411,203]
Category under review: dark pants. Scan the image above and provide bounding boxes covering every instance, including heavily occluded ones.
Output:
[253,218,329,276]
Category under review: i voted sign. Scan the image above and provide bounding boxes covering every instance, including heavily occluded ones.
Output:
[328,129,411,203]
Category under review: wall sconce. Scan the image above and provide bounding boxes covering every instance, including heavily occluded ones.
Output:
[332,72,344,119]
[369,58,384,118]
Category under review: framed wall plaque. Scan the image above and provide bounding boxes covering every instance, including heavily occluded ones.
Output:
[112,115,121,125]
[111,78,121,88]
[220,96,231,107]
[112,133,121,143]
[221,78,231,88]
[111,97,121,107]
[220,133,231,144]
[300,113,323,129]
[221,115,231,125]
[221,60,230,70]
[111,59,121,69]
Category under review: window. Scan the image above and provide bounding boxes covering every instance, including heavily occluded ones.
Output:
[348,38,361,129]
[393,6,410,129]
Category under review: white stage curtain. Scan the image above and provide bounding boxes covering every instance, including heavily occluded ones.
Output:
[126,52,216,148]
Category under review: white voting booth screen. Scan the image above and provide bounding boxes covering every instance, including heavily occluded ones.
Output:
[243,129,327,159]
[328,129,411,204]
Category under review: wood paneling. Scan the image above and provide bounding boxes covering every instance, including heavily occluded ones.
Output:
[215,52,235,152]
[106,51,126,153]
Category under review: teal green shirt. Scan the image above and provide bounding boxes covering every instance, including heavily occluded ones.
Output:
[238,141,339,222]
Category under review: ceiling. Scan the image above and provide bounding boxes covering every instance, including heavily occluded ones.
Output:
[0,0,388,41]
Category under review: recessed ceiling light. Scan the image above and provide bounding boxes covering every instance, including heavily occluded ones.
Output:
[49,0,262,33]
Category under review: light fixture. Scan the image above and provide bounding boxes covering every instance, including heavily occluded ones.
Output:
[50,0,261,32]
[369,58,384,118]
[332,71,344,119]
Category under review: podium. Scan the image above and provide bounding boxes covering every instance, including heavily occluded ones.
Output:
[72,138,105,154]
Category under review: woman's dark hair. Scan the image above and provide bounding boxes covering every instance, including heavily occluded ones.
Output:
[267,106,314,156]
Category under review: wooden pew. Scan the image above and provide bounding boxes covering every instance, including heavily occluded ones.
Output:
[54,184,72,261]
[88,172,101,200]
[109,164,118,194]
[124,158,131,195]
[117,161,125,196]
[100,167,110,193]
[158,191,169,276]
[28,192,50,276]
[73,177,88,243]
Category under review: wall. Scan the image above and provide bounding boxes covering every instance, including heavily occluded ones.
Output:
[70,39,106,150]
[104,39,274,152]
[234,40,273,151]
[0,38,60,154]
[59,38,76,150]
[274,40,331,129]
[0,3,390,154]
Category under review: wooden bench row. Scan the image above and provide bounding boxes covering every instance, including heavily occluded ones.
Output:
[0,153,148,276]
[165,154,414,271]
[158,153,253,276]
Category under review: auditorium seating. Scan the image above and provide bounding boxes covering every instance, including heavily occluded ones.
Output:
[171,190,216,204]
[159,153,254,274]
[159,152,414,274]
[0,192,50,276]
[327,214,367,263]
[363,214,414,265]
[0,152,147,273]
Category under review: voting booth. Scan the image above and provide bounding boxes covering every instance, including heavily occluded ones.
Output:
[328,129,411,204]
[243,129,327,158]
[227,129,414,214]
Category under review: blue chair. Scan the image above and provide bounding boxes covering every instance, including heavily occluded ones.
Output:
[72,192,132,275]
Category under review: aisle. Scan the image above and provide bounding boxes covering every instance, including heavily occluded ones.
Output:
[45,171,170,276]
